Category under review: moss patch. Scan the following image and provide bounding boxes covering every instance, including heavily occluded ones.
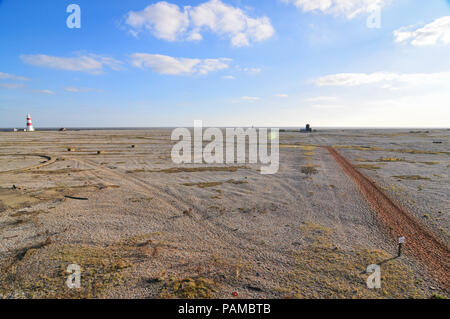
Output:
[279,222,425,299]
[183,179,248,188]
[149,166,248,173]
[354,164,382,171]
[161,277,217,299]
[0,232,166,298]
[335,145,449,155]
[301,165,319,175]
[393,175,431,181]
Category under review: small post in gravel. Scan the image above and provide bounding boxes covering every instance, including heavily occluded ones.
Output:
[398,236,405,257]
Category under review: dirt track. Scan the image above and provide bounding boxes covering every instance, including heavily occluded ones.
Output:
[326,146,449,291]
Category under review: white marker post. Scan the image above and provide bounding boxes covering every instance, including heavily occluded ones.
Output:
[398,236,405,257]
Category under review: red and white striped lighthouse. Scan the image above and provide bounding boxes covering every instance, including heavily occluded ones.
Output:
[26,114,35,132]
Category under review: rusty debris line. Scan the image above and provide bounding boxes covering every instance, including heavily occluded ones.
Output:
[326,146,449,290]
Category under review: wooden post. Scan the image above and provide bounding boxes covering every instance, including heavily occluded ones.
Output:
[398,237,405,257]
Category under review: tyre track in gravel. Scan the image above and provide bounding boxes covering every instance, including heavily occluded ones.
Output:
[326,146,449,290]
[69,157,287,257]
[69,157,178,210]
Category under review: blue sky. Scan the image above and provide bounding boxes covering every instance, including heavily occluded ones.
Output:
[1,0,449,128]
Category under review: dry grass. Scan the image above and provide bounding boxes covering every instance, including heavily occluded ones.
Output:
[29,168,86,175]
[378,157,405,162]
[280,144,318,151]
[301,166,319,175]
[183,179,248,188]
[157,255,251,299]
[161,277,217,299]
[335,145,449,155]
[149,166,248,174]
[393,175,431,181]
[10,210,49,218]
[419,162,439,165]
[0,242,134,299]
[0,233,168,298]
[279,222,425,299]
[0,184,110,213]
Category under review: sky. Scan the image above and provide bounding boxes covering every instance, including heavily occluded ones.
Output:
[0,0,450,128]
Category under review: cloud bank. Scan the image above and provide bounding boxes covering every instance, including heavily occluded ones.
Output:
[314,71,450,89]
[20,54,122,74]
[281,0,391,19]
[125,0,275,47]
[0,72,29,81]
[130,53,231,75]
[394,16,450,46]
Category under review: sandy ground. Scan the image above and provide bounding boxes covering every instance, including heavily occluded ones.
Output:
[0,129,448,299]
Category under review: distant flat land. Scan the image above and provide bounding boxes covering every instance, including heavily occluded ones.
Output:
[0,129,448,299]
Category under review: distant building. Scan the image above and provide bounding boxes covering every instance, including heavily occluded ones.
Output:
[300,124,312,133]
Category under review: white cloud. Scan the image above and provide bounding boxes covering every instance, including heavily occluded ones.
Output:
[65,87,103,93]
[314,71,450,89]
[275,94,289,98]
[125,0,275,47]
[393,16,450,46]
[34,89,55,95]
[241,96,261,102]
[130,53,231,75]
[236,66,262,74]
[0,72,29,81]
[222,75,235,80]
[0,83,24,89]
[282,0,391,19]
[20,54,122,74]
[125,1,189,41]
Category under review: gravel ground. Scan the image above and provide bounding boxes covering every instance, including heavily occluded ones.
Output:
[0,129,448,298]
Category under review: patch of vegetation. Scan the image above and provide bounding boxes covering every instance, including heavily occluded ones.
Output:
[183,179,248,188]
[161,277,217,299]
[393,175,431,181]
[0,232,157,298]
[127,196,153,203]
[157,255,251,299]
[378,158,405,162]
[29,169,86,175]
[301,165,319,175]
[354,164,381,171]
[279,144,318,151]
[0,218,32,231]
[299,145,317,151]
[419,162,439,165]
[149,166,248,173]
[10,210,49,218]
[278,222,425,299]
[183,181,223,188]
[126,169,145,173]
[430,293,447,299]
[334,145,449,155]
